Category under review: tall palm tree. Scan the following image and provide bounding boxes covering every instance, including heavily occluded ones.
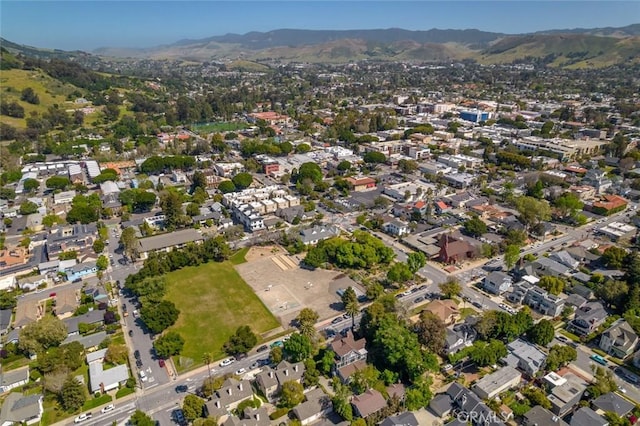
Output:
[203,352,213,395]
[341,287,359,329]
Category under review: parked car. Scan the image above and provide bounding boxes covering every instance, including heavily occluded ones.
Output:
[556,335,569,343]
[590,354,607,366]
[74,413,92,423]
[256,345,269,353]
[101,404,115,414]
[235,368,246,375]
[175,385,188,393]
[331,317,342,325]
[128,330,133,337]
[158,359,165,368]
[138,370,148,382]
[136,359,143,368]
[414,296,425,304]
[219,358,235,367]
[134,350,140,359]
[173,409,186,425]
[270,340,284,348]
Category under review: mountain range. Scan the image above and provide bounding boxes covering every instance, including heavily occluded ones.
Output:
[3,24,640,68]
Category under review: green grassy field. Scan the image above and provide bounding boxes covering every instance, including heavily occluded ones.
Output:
[192,121,249,133]
[164,260,279,366]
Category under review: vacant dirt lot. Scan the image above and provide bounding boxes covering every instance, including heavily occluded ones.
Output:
[235,251,363,327]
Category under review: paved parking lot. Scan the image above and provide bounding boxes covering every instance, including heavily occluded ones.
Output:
[235,252,363,327]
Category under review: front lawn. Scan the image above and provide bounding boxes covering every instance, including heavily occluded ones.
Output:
[164,260,279,368]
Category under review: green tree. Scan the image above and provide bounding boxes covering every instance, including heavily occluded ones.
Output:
[295,308,319,337]
[218,180,236,193]
[160,190,185,229]
[387,262,413,284]
[60,377,86,411]
[295,143,311,154]
[296,162,323,184]
[554,192,584,218]
[596,280,628,311]
[140,300,180,334]
[514,196,551,230]
[504,244,521,270]
[283,333,312,363]
[120,226,138,259]
[528,319,555,346]
[601,246,628,269]
[538,276,565,295]
[438,277,461,299]
[23,178,40,193]
[191,170,207,193]
[279,380,304,408]
[19,315,68,354]
[19,201,38,215]
[341,287,359,328]
[66,193,102,224]
[92,239,105,254]
[20,87,40,104]
[223,325,257,355]
[153,331,185,359]
[130,410,155,426]
[405,377,433,411]
[545,345,577,371]
[182,394,205,422]
[407,252,426,274]
[270,346,283,364]
[363,151,387,164]
[46,175,71,190]
[414,311,446,354]
[397,159,418,174]
[469,339,507,367]
[522,386,551,410]
[96,255,108,271]
[337,160,351,172]
[463,216,488,237]
[232,172,253,190]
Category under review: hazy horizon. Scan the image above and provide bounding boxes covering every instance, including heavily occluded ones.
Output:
[1,1,639,51]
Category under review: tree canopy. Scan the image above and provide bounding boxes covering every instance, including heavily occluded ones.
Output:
[153,331,185,359]
[223,325,257,355]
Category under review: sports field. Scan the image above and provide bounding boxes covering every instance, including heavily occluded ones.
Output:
[164,259,279,365]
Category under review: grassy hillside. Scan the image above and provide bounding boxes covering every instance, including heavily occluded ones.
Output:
[477,34,640,68]
[0,68,86,128]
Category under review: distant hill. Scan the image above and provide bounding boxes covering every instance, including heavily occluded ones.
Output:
[4,24,640,68]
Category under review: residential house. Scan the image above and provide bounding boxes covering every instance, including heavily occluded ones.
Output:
[351,389,386,419]
[254,368,279,402]
[383,220,409,237]
[444,383,506,426]
[443,324,476,354]
[529,290,564,318]
[0,366,30,393]
[434,200,450,214]
[87,348,129,393]
[423,299,459,325]
[63,310,104,336]
[523,406,569,426]
[599,320,639,359]
[137,228,204,260]
[46,223,97,261]
[502,339,547,377]
[63,331,107,350]
[530,257,573,278]
[0,393,43,425]
[380,412,419,426]
[472,366,522,399]
[429,393,455,418]
[222,407,269,426]
[0,309,12,336]
[64,261,98,282]
[483,271,513,295]
[291,388,332,425]
[205,379,254,420]
[438,234,478,264]
[299,225,340,245]
[569,407,607,426]
[569,301,608,336]
[548,373,587,416]
[330,331,367,370]
[256,360,304,403]
[550,251,580,270]
[17,275,47,291]
[592,392,634,417]
[53,190,77,205]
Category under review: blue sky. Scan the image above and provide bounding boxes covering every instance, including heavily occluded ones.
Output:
[2,1,639,51]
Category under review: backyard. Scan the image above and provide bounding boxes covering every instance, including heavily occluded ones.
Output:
[164,258,280,369]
